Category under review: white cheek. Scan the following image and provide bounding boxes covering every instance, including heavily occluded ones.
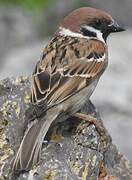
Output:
[59,26,105,43]
[59,27,90,39]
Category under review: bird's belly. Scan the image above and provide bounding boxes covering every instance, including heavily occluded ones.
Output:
[55,79,98,118]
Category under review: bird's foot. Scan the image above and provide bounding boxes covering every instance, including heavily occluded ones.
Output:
[73,112,111,152]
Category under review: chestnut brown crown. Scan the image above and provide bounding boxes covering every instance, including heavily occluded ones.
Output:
[58,7,125,41]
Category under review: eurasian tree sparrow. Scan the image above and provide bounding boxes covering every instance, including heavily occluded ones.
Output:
[12,7,125,171]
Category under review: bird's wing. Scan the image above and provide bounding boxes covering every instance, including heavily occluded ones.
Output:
[31,37,108,107]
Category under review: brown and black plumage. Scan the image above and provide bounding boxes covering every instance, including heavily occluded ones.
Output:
[31,37,107,106]
[11,7,125,171]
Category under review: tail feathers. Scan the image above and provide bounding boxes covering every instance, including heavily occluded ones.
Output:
[12,111,59,171]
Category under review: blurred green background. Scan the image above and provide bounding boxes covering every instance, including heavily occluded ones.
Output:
[0,0,132,163]
[0,0,55,11]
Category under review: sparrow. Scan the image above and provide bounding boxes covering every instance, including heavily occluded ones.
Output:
[12,7,125,171]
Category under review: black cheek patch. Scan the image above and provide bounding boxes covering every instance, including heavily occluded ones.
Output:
[80,27,97,38]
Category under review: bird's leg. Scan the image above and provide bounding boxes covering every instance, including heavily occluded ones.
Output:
[73,113,105,135]
[73,112,111,152]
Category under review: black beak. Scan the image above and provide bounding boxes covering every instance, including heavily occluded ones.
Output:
[108,21,125,33]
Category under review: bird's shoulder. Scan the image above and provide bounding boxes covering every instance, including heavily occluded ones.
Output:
[33,36,107,75]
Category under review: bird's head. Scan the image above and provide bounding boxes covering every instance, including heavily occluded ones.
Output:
[57,7,125,42]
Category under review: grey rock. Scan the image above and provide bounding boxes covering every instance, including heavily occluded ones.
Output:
[0,77,132,180]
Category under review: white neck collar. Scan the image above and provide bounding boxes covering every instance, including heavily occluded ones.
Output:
[59,26,105,43]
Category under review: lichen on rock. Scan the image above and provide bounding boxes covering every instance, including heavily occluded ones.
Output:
[0,77,132,180]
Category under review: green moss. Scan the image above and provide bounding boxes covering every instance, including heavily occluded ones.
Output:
[0,0,56,12]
